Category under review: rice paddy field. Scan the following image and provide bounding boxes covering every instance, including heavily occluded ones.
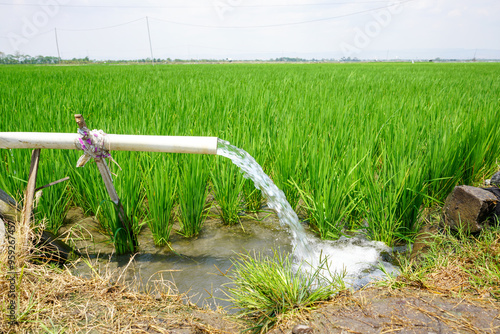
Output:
[1,62,500,251]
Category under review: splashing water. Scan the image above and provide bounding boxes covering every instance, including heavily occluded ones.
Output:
[217,139,399,287]
[217,139,311,258]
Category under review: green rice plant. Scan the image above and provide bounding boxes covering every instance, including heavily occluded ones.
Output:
[1,63,500,246]
[113,152,147,237]
[242,178,263,212]
[210,157,244,225]
[0,148,30,203]
[98,199,136,255]
[144,153,178,246]
[35,183,72,234]
[296,135,365,240]
[35,151,73,234]
[240,142,266,213]
[270,134,307,211]
[295,170,362,240]
[362,155,426,245]
[66,153,137,254]
[224,249,345,333]
[0,149,72,234]
[66,153,106,218]
[178,155,209,237]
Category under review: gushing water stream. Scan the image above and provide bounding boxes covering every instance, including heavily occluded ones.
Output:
[217,139,399,287]
[216,139,311,259]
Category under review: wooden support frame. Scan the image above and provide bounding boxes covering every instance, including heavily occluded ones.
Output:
[19,149,41,250]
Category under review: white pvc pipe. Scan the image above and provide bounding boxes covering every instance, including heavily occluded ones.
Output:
[0,132,219,155]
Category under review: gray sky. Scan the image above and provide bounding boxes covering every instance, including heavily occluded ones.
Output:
[1,0,499,60]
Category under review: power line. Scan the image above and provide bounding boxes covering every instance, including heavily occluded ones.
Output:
[0,0,413,36]
[58,17,145,32]
[150,0,415,29]
[0,1,409,9]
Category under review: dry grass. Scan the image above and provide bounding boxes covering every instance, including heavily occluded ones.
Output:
[0,225,241,334]
[390,226,500,299]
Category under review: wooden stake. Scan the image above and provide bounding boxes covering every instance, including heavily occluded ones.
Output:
[19,149,40,249]
[74,114,137,252]
[35,176,70,192]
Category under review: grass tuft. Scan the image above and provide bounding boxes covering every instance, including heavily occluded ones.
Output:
[223,249,345,333]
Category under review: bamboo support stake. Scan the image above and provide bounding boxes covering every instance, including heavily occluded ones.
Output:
[74,114,137,251]
[19,149,40,251]
[35,176,70,192]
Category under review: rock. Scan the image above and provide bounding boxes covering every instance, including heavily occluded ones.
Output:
[410,223,440,263]
[443,185,497,233]
[292,324,313,334]
[490,171,500,186]
[33,230,80,265]
[483,187,500,226]
[0,217,5,248]
[0,188,21,222]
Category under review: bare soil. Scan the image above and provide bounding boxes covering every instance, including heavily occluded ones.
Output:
[270,288,500,334]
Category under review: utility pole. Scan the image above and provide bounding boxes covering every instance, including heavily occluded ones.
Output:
[54,28,61,63]
[146,17,154,65]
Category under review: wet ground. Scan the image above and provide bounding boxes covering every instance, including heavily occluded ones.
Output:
[269,288,500,334]
[60,206,294,309]
[58,206,398,310]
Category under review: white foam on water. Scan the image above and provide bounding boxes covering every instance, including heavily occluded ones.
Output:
[303,234,399,288]
[217,139,399,288]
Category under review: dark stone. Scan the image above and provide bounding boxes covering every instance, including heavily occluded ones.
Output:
[0,188,17,207]
[443,185,498,233]
[483,187,500,226]
[33,230,80,265]
[0,187,20,221]
[490,171,500,186]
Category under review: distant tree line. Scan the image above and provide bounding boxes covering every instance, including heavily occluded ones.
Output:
[0,52,97,65]
[3,52,472,65]
[0,52,59,64]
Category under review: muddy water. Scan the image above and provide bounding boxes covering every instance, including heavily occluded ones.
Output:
[64,207,398,311]
[65,208,293,309]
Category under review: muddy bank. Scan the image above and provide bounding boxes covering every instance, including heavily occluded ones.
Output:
[268,288,500,334]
